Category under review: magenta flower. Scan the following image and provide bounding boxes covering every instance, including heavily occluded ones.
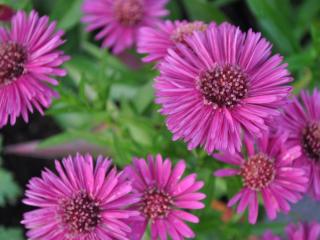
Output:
[82,0,169,54]
[0,4,15,22]
[0,10,69,128]
[285,221,320,240]
[138,20,209,63]
[259,230,281,240]
[278,89,320,199]
[214,132,308,224]
[155,22,292,154]
[22,154,139,240]
[125,154,206,239]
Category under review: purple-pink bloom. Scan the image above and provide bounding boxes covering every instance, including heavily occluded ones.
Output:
[0,4,15,22]
[155,22,292,154]
[0,10,69,128]
[22,154,139,240]
[138,20,209,63]
[125,154,206,240]
[213,132,308,224]
[82,0,169,54]
[278,89,320,200]
[285,221,320,240]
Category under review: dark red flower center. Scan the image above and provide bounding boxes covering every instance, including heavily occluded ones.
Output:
[302,122,320,161]
[240,153,275,191]
[61,191,101,234]
[0,42,27,86]
[114,0,144,27]
[196,64,248,108]
[141,187,173,220]
[171,22,207,45]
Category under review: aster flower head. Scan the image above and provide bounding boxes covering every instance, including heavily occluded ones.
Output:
[125,154,206,240]
[155,22,292,154]
[22,154,139,240]
[285,221,320,240]
[82,0,169,54]
[214,132,308,224]
[278,89,320,200]
[0,10,69,128]
[138,20,210,63]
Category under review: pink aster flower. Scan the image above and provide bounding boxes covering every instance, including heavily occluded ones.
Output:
[278,89,320,200]
[213,132,308,224]
[82,0,169,54]
[285,221,320,240]
[0,10,69,128]
[125,154,206,240]
[155,22,292,154]
[138,20,210,63]
[22,154,139,240]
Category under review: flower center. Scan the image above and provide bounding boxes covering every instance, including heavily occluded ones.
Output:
[114,0,144,27]
[0,42,27,86]
[141,187,173,220]
[171,22,208,45]
[302,122,320,161]
[240,153,275,191]
[60,191,101,235]
[196,64,248,108]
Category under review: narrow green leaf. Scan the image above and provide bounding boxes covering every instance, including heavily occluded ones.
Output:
[0,168,20,206]
[57,0,82,30]
[133,80,154,114]
[182,0,227,23]
[246,0,299,54]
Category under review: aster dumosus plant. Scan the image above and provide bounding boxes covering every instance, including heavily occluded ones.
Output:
[82,0,169,54]
[138,20,210,63]
[214,132,308,224]
[22,154,139,240]
[155,22,292,154]
[0,10,69,127]
[278,89,320,200]
[125,154,206,240]
[285,221,320,240]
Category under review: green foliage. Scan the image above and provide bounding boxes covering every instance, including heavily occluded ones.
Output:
[0,169,20,207]
[0,226,23,240]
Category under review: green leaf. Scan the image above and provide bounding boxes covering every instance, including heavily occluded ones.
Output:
[311,21,320,55]
[0,168,20,206]
[56,0,82,31]
[182,0,227,23]
[50,0,82,31]
[296,0,320,38]
[0,227,23,240]
[133,80,154,114]
[286,49,316,72]
[39,132,81,148]
[3,0,32,10]
[246,0,299,54]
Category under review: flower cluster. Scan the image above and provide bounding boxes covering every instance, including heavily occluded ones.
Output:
[22,154,205,240]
